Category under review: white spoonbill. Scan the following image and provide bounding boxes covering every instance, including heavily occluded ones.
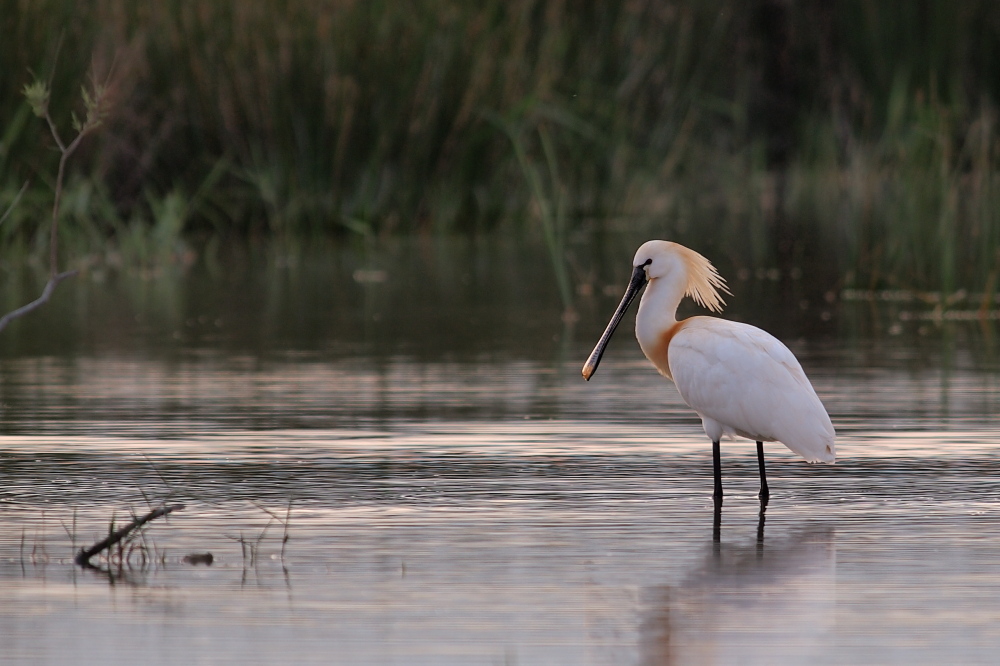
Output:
[582,240,835,503]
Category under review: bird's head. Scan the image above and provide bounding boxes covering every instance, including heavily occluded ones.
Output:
[582,240,729,381]
[632,240,728,313]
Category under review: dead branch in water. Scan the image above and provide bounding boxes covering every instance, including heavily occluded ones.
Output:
[74,503,184,567]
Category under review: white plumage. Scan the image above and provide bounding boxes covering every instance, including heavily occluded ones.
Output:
[582,240,835,502]
[665,318,835,462]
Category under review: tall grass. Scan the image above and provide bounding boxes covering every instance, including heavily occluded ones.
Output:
[3,1,1000,290]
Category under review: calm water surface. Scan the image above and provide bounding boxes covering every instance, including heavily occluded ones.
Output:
[1,237,1000,664]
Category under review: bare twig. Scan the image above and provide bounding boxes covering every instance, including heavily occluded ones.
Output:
[253,519,273,553]
[31,510,49,564]
[250,499,293,561]
[225,531,253,567]
[225,515,274,570]
[0,269,78,334]
[282,499,291,561]
[2,59,111,334]
[59,508,78,558]
[74,503,184,567]
[127,506,152,568]
[141,453,175,494]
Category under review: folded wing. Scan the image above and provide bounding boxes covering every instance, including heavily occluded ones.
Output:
[668,318,835,462]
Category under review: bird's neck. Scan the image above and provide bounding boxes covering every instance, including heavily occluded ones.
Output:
[635,275,685,373]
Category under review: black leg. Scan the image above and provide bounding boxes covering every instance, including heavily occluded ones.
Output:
[712,439,723,502]
[757,440,770,505]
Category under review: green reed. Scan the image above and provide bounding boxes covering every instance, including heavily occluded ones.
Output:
[2,1,1000,292]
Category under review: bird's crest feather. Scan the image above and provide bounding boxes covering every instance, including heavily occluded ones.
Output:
[675,244,730,312]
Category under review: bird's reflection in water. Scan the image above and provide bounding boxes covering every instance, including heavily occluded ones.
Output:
[712,500,766,549]
[641,507,836,665]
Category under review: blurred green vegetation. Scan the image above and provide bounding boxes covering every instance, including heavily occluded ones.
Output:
[3,1,1000,291]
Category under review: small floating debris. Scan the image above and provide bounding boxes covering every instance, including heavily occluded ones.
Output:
[183,552,214,566]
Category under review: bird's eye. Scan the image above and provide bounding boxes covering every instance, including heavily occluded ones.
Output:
[642,258,652,266]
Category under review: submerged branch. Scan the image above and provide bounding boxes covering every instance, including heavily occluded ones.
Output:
[74,503,184,567]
